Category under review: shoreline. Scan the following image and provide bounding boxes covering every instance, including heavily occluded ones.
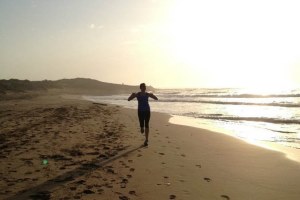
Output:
[1,94,300,199]
[169,115,300,163]
[82,94,300,164]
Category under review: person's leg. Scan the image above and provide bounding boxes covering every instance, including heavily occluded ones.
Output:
[144,111,151,145]
[138,111,145,133]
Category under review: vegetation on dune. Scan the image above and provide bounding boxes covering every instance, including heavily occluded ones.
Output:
[0,78,154,95]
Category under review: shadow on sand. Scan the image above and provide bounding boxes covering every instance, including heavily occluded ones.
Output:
[6,145,145,200]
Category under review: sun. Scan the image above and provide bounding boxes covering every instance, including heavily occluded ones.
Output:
[163,0,297,90]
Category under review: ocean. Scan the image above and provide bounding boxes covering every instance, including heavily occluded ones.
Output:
[83,88,300,161]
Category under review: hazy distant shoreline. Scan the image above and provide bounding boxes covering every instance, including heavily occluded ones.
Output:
[0,78,155,100]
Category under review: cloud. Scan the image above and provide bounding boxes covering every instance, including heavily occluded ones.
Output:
[89,24,104,30]
[90,24,95,29]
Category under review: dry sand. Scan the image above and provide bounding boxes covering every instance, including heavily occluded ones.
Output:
[1,94,300,200]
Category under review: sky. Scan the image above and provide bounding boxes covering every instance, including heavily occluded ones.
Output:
[1,0,300,89]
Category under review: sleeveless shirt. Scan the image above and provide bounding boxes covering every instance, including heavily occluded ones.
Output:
[136,92,150,111]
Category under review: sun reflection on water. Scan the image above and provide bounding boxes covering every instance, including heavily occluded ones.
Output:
[239,86,294,96]
[221,122,277,143]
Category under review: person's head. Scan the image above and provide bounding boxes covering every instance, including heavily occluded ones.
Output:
[140,83,146,92]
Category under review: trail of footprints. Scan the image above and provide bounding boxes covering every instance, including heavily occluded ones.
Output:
[1,104,230,200]
[154,132,231,200]
[43,159,138,200]
[0,104,130,199]
[70,121,229,200]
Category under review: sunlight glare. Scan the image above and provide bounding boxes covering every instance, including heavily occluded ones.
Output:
[164,0,300,88]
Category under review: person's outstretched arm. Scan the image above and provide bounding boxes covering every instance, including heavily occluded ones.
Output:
[128,93,136,101]
[148,93,158,100]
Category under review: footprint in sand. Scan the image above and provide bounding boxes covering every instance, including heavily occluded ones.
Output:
[129,168,135,172]
[70,187,77,191]
[129,190,136,195]
[110,179,116,183]
[106,168,115,174]
[127,174,132,178]
[195,164,202,168]
[83,189,95,194]
[204,177,211,182]
[76,180,86,184]
[137,154,142,157]
[98,188,104,193]
[29,191,51,199]
[128,159,133,163]
[120,182,126,188]
[105,183,113,188]
[169,194,176,199]
[221,195,230,200]
[119,195,129,200]
[159,152,165,155]
[121,178,128,184]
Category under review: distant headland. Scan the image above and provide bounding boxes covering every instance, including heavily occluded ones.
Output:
[0,78,155,99]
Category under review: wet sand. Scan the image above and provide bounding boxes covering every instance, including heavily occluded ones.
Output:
[1,94,300,200]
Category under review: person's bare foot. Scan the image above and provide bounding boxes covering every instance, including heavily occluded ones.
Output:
[144,140,148,146]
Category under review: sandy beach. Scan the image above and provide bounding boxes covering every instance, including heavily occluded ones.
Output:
[1,94,300,200]
[2,0,300,198]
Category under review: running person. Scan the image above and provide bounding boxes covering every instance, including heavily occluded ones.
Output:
[128,83,158,146]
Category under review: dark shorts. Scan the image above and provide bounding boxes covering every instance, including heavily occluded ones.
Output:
[138,110,151,128]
